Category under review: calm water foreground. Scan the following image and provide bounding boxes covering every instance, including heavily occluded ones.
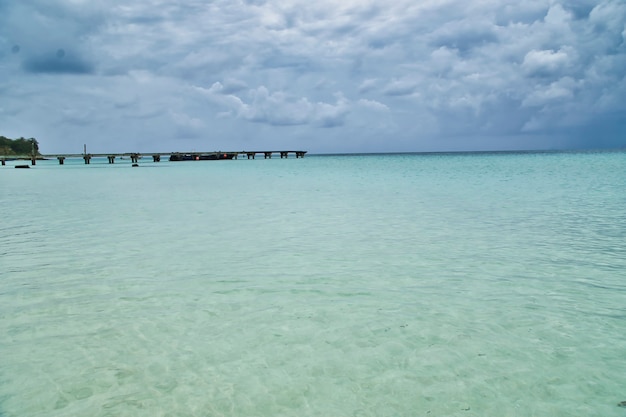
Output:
[1,151,625,417]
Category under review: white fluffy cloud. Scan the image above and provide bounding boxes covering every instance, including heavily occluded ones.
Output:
[200,83,349,128]
[1,0,625,152]
[522,48,575,76]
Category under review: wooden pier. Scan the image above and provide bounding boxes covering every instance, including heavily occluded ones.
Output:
[1,150,307,166]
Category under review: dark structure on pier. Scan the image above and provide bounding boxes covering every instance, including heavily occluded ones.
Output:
[169,152,237,161]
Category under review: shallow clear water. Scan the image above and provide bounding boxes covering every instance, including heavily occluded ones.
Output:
[1,151,625,416]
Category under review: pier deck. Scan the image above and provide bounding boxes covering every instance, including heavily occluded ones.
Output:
[1,150,307,166]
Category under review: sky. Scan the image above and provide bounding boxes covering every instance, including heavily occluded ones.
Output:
[1,0,625,154]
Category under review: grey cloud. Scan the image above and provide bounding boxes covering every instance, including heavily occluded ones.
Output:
[562,1,596,20]
[258,50,314,70]
[494,3,549,25]
[429,20,498,54]
[382,79,417,97]
[1,1,103,75]
[358,79,378,94]
[220,78,249,94]
[22,51,94,74]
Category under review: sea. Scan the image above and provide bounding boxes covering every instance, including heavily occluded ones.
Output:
[1,150,625,417]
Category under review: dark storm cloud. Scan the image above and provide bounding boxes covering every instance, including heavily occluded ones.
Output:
[22,50,94,74]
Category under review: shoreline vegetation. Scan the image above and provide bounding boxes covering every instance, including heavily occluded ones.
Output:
[0,136,42,159]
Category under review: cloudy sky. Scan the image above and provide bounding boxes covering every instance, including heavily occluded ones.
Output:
[1,0,625,154]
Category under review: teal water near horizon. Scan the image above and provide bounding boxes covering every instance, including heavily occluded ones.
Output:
[1,151,625,416]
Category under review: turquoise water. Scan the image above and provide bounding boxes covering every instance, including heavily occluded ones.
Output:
[1,151,625,416]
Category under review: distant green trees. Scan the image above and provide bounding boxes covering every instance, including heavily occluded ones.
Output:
[0,136,40,156]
